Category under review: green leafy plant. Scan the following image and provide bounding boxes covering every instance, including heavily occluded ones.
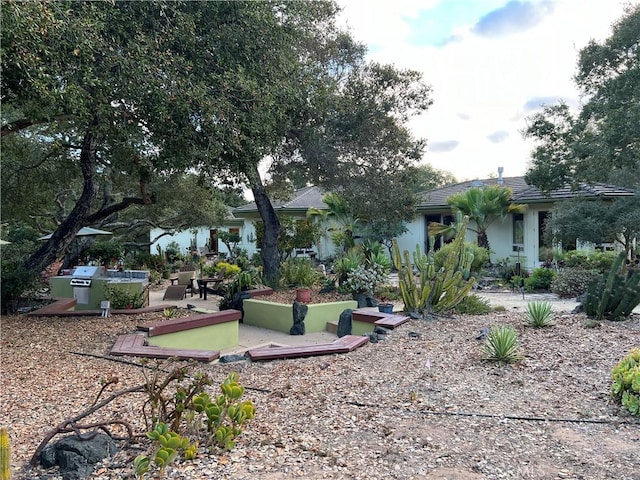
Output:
[481,325,523,364]
[525,301,555,328]
[280,258,321,289]
[611,348,640,417]
[103,284,146,309]
[454,294,492,315]
[134,423,199,478]
[584,253,640,321]
[191,373,255,451]
[162,307,180,319]
[524,267,556,292]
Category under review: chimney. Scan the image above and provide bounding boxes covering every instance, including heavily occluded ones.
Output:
[497,167,504,185]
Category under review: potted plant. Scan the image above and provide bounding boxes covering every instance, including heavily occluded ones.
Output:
[377,296,394,313]
[281,258,320,303]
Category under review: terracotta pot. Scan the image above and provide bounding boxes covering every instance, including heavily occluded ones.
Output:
[295,288,311,303]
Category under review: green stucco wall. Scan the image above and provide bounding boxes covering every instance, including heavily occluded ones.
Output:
[146,321,239,351]
[242,299,357,334]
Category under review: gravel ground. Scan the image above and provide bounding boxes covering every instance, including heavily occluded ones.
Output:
[2,291,640,480]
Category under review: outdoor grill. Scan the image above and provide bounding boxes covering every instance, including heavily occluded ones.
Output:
[50,266,149,310]
[69,266,105,286]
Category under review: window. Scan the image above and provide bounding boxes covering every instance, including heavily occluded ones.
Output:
[512,213,524,251]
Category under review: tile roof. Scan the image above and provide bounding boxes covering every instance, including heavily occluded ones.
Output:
[232,178,635,215]
[233,185,328,213]
[418,176,634,210]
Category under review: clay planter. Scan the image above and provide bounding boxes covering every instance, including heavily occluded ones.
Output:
[295,288,311,303]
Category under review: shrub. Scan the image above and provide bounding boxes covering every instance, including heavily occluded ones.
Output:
[435,242,489,275]
[611,348,640,417]
[481,325,523,364]
[104,284,146,309]
[454,294,492,315]
[562,250,617,272]
[550,267,600,298]
[524,267,556,292]
[525,301,555,328]
[344,264,387,296]
[280,258,321,288]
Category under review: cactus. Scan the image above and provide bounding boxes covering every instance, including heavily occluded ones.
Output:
[1,427,10,480]
[584,253,640,321]
[392,215,475,317]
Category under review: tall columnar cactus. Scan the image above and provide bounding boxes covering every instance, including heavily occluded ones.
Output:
[1,427,10,480]
[584,253,640,321]
[392,215,475,317]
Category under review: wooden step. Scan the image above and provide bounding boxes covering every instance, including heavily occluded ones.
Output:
[246,335,369,361]
[352,309,410,329]
[110,334,219,362]
[137,310,242,336]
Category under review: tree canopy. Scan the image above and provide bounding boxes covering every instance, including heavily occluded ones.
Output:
[1,0,433,285]
[523,4,640,191]
[522,5,640,255]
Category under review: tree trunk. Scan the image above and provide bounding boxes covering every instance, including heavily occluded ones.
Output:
[248,169,280,287]
[20,127,100,275]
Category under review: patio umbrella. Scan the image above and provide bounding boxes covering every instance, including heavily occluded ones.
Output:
[38,227,113,263]
[37,226,113,241]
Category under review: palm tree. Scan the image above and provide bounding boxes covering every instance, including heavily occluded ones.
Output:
[307,192,359,254]
[431,186,526,250]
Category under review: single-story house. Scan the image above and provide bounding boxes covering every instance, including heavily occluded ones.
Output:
[150,173,635,272]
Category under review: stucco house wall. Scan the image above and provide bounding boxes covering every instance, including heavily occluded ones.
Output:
[151,177,634,272]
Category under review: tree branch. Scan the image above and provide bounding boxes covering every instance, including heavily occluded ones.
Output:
[1,115,74,137]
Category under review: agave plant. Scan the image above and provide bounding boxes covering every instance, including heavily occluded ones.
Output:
[482,325,523,364]
[525,301,555,328]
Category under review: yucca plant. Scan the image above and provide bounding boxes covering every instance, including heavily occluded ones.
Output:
[525,301,555,328]
[482,325,523,364]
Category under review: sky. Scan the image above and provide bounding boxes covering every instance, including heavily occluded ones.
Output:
[336,0,636,182]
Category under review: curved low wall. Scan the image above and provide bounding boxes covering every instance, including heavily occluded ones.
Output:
[242,299,357,334]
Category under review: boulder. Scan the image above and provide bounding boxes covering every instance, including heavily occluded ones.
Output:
[40,433,117,480]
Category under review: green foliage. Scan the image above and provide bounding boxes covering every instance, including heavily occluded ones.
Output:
[481,325,523,364]
[524,267,556,292]
[135,423,198,477]
[525,301,555,328]
[611,348,640,417]
[550,267,600,298]
[213,262,241,277]
[254,216,322,262]
[584,253,640,321]
[445,186,526,249]
[86,240,123,266]
[332,248,363,286]
[191,373,255,451]
[454,294,492,315]
[103,284,145,309]
[279,258,321,289]
[434,242,489,276]
[344,265,387,296]
[392,215,475,316]
[162,308,180,319]
[561,250,618,272]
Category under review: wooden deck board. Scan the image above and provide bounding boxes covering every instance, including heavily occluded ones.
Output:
[110,334,219,362]
[246,335,369,361]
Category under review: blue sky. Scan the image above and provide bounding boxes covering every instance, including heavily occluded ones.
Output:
[337,0,635,181]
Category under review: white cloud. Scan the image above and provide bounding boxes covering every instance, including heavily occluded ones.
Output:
[337,0,634,180]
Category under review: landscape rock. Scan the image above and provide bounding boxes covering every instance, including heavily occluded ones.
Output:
[290,301,308,335]
[40,433,117,480]
[337,309,353,337]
